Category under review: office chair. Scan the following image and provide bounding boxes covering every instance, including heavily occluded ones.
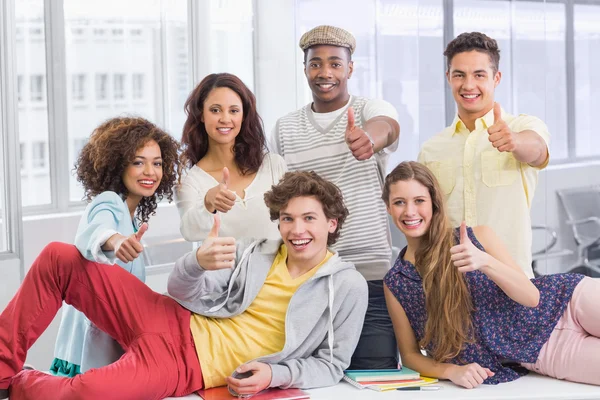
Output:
[557,185,600,276]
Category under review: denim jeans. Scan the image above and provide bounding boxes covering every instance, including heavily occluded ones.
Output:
[349,280,399,369]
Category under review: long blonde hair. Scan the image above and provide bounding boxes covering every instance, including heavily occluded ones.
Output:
[383,161,473,362]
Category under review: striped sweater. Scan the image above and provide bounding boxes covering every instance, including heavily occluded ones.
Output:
[273,96,392,280]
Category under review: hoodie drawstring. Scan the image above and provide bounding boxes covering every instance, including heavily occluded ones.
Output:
[207,240,260,313]
[327,275,335,364]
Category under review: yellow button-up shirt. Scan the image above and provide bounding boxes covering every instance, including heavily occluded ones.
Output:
[418,107,549,278]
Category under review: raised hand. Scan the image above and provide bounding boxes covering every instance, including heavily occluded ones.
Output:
[487,102,518,152]
[345,107,375,161]
[450,222,490,273]
[447,363,495,389]
[226,361,272,397]
[109,222,148,263]
[204,167,237,213]
[196,214,236,270]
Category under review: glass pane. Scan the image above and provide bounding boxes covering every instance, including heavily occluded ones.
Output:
[64,0,190,201]
[574,4,600,158]
[454,0,567,161]
[513,2,567,161]
[0,124,7,252]
[15,0,52,207]
[204,0,254,90]
[377,0,445,169]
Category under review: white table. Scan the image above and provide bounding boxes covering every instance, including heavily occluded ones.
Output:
[166,373,600,400]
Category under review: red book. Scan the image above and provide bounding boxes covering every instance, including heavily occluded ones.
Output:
[197,386,310,400]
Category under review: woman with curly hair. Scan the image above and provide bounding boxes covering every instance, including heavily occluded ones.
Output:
[50,116,179,377]
[176,73,286,242]
[383,161,600,389]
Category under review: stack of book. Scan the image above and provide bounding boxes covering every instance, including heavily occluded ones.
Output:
[343,367,438,392]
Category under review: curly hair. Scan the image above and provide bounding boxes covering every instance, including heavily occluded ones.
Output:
[180,73,266,175]
[75,116,180,225]
[264,171,348,246]
[444,32,500,73]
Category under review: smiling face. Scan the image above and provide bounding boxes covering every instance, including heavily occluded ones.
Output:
[447,50,501,125]
[278,195,338,269]
[304,45,353,113]
[122,139,163,207]
[201,86,244,147]
[386,179,433,245]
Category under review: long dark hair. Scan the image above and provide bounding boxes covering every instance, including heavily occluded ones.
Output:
[180,73,266,175]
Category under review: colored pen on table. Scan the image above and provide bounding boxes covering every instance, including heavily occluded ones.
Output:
[397,386,441,391]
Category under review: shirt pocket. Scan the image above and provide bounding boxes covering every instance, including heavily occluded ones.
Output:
[424,160,455,195]
[481,150,519,187]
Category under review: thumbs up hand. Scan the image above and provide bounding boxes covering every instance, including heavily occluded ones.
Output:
[204,167,237,213]
[450,222,489,273]
[107,222,148,263]
[487,102,518,153]
[196,214,236,270]
[344,107,375,161]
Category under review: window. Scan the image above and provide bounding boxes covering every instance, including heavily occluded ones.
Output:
[73,138,87,159]
[113,73,125,100]
[95,73,108,101]
[29,75,44,102]
[15,0,52,207]
[377,0,445,167]
[574,3,600,158]
[132,73,144,99]
[31,141,47,169]
[64,0,190,202]
[17,75,23,103]
[20,143,26,171]
[71,74,86,101]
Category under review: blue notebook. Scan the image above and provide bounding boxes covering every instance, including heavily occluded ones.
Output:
[344,367,420,382]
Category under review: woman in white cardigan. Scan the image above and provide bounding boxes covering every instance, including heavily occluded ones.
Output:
[176,73,286,241]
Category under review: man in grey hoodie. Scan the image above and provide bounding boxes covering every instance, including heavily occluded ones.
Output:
[0,171,368,400]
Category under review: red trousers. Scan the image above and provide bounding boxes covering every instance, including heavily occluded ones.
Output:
[0,242,203,400]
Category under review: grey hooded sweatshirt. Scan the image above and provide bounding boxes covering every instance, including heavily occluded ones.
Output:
[167,238,368,390]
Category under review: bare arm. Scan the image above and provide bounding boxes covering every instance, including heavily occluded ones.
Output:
[513,129,548,167]
[384,284,455,379]
[471,225,540,307]
[384,284,494,389]
[363,116,400,153]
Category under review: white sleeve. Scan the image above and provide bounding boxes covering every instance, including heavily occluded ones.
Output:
[269,153,288,184]
[269,123,282,154]
[175,171,217,242]
[362,98,399,154]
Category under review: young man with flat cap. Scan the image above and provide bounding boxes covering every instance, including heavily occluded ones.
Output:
[418,32,549,278]
[271,25,401,370]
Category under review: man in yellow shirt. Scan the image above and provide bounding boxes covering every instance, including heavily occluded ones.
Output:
[418,32,549,278]
[0,171,368,400]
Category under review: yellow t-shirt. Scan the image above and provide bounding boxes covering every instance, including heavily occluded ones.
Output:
[190,245,333,388]
[418,107,550,278]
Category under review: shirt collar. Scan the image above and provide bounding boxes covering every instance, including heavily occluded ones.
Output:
[451,107,497,136]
